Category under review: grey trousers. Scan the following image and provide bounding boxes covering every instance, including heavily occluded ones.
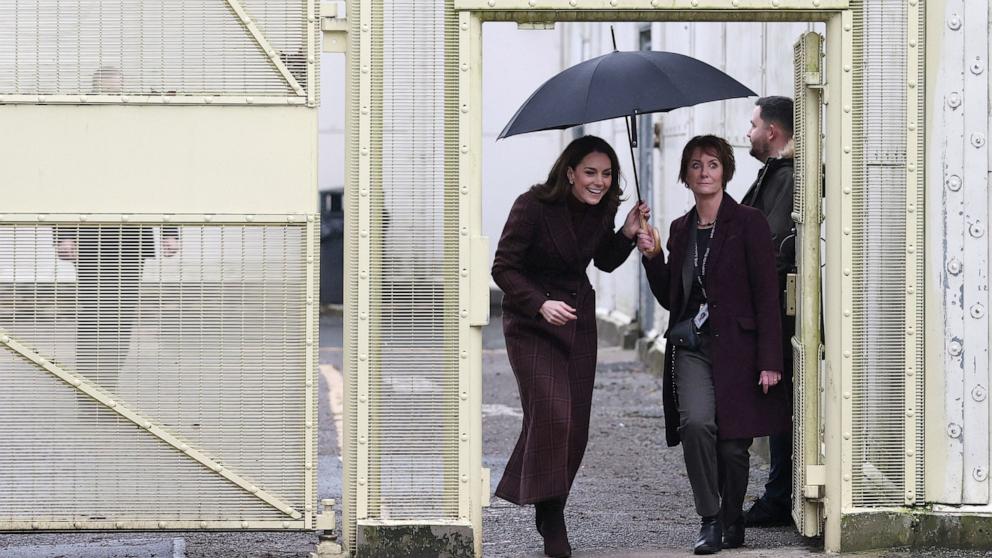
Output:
[675,335,753,525]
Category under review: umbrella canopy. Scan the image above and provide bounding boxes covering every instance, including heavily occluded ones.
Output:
[499,49,756,139]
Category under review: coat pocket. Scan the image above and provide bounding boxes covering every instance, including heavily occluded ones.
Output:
[736,316,757,331]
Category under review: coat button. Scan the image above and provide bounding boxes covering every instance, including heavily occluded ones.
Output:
[545,292,551,297]
[569,291,577,297]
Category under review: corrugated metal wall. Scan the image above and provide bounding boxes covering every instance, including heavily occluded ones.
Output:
[928,0,991,507]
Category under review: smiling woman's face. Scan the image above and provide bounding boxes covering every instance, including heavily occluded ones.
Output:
[567,151,612,205]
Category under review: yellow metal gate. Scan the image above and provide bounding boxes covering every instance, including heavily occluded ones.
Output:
[0,0,321,530]
[791,30,826,537]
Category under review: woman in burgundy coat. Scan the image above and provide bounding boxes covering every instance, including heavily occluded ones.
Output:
[492,135,648,558]
[637,135,789,555]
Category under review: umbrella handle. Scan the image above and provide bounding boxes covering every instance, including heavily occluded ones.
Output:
[638,213,662,258]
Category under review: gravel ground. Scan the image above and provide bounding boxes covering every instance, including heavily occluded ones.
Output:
[482,341,815,558]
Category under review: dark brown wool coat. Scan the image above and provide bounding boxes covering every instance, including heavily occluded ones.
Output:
[493,189,634,505]
[642,195,789,447]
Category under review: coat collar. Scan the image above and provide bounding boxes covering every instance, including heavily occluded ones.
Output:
[743,157,794,204]
[543,196,608,266]
[704,193,739,281]
[672,192,739,243]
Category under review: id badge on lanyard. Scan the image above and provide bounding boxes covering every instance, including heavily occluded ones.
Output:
[694,302,709,329]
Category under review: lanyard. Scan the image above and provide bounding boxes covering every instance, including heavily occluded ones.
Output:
[693,222,716,300]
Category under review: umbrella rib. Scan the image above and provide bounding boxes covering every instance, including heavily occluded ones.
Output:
[582,55,611,126]
[638,51,692,108]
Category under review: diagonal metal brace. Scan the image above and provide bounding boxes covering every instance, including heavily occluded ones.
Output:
[223,0,306,96]
[0,329,302,520]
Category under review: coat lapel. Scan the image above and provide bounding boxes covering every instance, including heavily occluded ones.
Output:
[679,209,696,315]
[544,200,581,266]
[702,194,738,290]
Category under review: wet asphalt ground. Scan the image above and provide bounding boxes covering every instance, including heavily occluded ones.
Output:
[3,313,992,557]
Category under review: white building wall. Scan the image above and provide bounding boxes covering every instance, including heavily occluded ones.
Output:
[482,24,564,272]
[319,55,346,192]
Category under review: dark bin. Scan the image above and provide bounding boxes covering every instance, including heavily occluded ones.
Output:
[319,190,344,305]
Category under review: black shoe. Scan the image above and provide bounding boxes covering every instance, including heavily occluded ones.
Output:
[537,498,571,558]
[694,515,722,555]
[535,502,545,536]
[744,498,791,527]
[722,516,745,549]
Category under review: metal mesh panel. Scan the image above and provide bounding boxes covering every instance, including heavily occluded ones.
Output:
[0,0,313,98]
[791,337,809,509]
[341,0,361,547]
[909,0,926,502]
[365,0,460,521]
[849,0,925,508]
[852,163,907,506]
[792,39,808,227]
[0,222,311,526]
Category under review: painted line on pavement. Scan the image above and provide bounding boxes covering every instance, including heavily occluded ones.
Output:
[320,364,345,452]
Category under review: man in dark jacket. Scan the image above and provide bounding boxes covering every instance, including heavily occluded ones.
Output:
[742,95,796,527]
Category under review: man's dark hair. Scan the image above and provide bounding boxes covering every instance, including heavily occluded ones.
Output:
[755,96,794,138]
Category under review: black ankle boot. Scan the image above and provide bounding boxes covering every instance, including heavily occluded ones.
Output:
[537,498,571,558]
[534,501,547,535]
[694,515,722,555]
[723,515,745,549]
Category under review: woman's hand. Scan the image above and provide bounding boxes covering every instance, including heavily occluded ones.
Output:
[539,300,577,326]
[622,202,651,240]
[636,229,658,258]
[758,370,782,394]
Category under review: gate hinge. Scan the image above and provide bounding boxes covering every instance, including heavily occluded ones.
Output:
[482,467,491,507]
[469,236,491,326]
[804,465,826,499]
[805,71,824,88]
[321,2,347,53]
[315,498,337,531]
[784,273,798,317]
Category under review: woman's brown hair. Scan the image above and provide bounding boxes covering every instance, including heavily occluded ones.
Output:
[531,135,623,214]
[678,134,736,189]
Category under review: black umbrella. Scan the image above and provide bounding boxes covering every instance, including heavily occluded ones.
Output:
[499,30,756,205]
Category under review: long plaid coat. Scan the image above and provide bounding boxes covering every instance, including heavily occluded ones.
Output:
[492,189,634,505]
[642,194,790,447]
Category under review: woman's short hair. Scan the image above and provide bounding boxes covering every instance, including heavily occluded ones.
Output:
[532,135,624,213]
[678,135,736,189]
